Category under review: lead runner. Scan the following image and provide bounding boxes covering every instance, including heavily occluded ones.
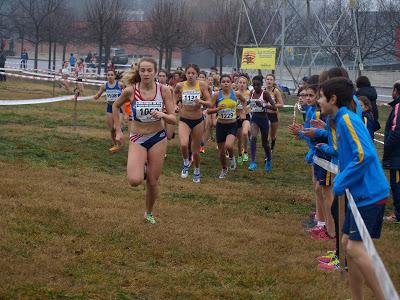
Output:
[112,58,177,225]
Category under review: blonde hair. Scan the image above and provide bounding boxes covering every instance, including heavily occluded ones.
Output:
[123,58,158,85]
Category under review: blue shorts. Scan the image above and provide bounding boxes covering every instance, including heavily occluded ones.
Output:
[251,115,269,131]
[129,130,166,150]
[216,122,238,144]
[343,202,385,241]
[313,163,332,186]
[107,103,123,114]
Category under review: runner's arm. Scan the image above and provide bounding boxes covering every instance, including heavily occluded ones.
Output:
[94,84,105,100]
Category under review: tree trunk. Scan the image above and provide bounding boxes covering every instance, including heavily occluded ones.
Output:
[62,43,67,66]
[52,42,57,71]
[20,36,24,56]
[219,55,223,75]
[97,41,103,75]
[48,40,52,71]
[214,53,218,68]
[167,48,173,72]
[164,47,169,70]
[34,42,39,70]
[104,45,111,74]
[158,47,164,70]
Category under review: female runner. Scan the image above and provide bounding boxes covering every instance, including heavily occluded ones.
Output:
[236,75,251,164]
[265,74,284,151]
[94,68,124,153]
[174,64,211,183]
[112,58,177,224]
[248,75,276,172]
[208,75,246,178]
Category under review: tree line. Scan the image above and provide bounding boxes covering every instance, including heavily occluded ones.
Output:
[0,0,399,74]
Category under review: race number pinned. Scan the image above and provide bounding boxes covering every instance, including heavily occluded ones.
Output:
[135,101,163,123]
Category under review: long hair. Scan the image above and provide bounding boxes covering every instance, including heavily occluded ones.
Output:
[123,58,158,85]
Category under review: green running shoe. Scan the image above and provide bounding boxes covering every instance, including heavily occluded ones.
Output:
[242,152,249,162]
[144,212,156,225]
[237,155,243,165]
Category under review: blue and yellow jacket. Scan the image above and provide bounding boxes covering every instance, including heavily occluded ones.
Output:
[298,105,317,164]
[333,107,389,207]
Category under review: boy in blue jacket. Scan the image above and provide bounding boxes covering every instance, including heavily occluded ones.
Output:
[383,82,400,222]
[319,77,390,300]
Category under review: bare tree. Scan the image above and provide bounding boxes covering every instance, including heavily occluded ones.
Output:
[13,0,63,70]
[85,0,127,74]
[134,0,199,72]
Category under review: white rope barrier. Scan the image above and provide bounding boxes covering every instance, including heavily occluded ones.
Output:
[0,95,96,105]
[0,71,103,86]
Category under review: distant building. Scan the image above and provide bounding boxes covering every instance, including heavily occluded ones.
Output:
[127,9,145,22]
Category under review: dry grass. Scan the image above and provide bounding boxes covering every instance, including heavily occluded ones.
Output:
[0,79,399,299]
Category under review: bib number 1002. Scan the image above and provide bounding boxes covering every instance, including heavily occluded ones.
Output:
[139,107,160,116]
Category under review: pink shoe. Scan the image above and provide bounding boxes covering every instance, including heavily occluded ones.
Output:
[317,250,336,263]
[309,226,330,241]
[319,257,340,271]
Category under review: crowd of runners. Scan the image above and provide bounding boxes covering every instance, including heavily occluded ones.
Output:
[90,59,399,300]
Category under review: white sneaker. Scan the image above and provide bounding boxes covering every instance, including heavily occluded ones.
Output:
[219,168,228,179]
[181,161,191,178]
[229,157,236,170]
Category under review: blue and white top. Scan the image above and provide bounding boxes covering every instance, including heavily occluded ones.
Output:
[105,81,122,104]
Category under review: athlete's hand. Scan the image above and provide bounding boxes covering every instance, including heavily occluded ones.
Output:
[150,110,164,119]
[115,129,124,145]
[302,128,317,137]
[288,123,303,136]
[310,119,326,129]
[217,104,226,110]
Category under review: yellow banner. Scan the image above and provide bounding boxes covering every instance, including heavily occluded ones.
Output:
[241,48,276,70]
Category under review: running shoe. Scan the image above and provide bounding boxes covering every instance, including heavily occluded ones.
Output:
[264,158,272,173]
[219,168,228,179]
[200,146,205,154]
[144,212,156,225]
[181,162,191,178]
[237,155,243,165]
[243,152,249,162]
[248,162,257,171]
[109,145,120,153]
[310,226,330,241]
[192,170,201,183]
[229,157,237,170]
[319,257,340,271]
[317,251,336,264]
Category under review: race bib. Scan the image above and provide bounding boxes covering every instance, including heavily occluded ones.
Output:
[182,90,200,105]
[249,99,264,113]
[106,90,120,103]
[135,101,163,122]
[218,108,236,120]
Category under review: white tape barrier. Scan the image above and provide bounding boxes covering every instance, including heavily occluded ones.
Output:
[0,71,102,86]
[0,94,96,105]
[312,155,339,174]
[345,189,400,300]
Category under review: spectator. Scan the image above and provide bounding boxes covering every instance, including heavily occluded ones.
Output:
[383,81,400,222]
[0,48,6,81]
[85,51,92,63]
[20,49,28,69]
[356,75,378,121]
[69,53,75,68]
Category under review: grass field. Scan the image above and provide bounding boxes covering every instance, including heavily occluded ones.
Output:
[0,78,399,299]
